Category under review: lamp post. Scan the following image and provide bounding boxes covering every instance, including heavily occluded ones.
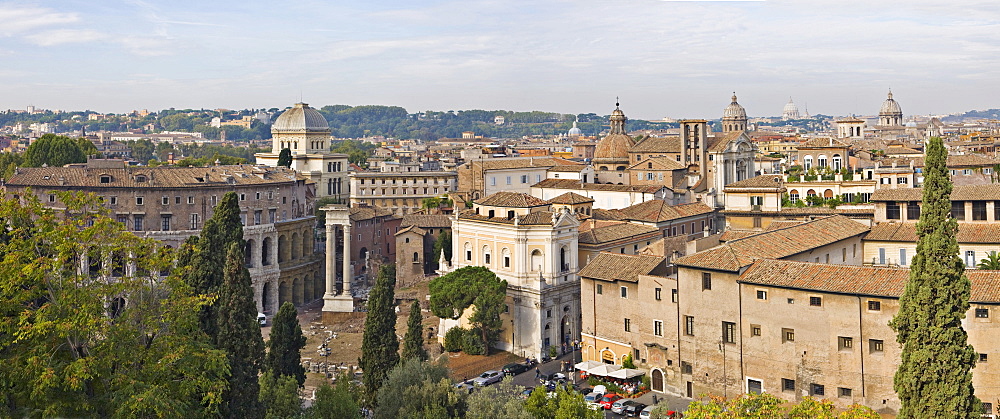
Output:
[718,340,727,399]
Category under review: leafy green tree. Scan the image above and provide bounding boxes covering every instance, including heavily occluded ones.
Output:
[524,386,557,418]
[433,229,452,263]
[266,301,307,386]
[677,393,783,418]
[127,139,155,162]
[374,358,465,419]
[787,397,835,418]
[465,377,532,419]
[259,371,302,419]
[0,192,229,417]
[23,133,89,167]
[360,263,399,402]
[837,405,882,418]
[977,251,1000,269]
[429,266,507,354]
[216,242,266,418]
[308,377,361,419]
[554,386,602,419]
[890,137,981,417]
[622,353,637,369]
[402,300,428,361]
[278,148,292,168]
[0,152,24,180]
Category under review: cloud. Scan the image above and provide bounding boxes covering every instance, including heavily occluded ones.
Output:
[24,29,105,46]
[0,4,79,36]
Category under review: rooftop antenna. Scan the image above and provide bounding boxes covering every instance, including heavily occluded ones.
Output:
[616,96,620,108]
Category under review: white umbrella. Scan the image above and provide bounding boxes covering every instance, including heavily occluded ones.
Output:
[608,368,646,379]
[574,360,602,372]
[587,364,622,377]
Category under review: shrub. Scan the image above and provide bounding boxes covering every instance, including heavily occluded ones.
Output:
[444,327,465,352]
[462,329,486,355]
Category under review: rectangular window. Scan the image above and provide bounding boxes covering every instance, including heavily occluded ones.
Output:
[110,196,117,205]
[133,215,144,231]
[190,213,200,230]
[839,336,853,350]
[722,322,736,344]
[520,175,528,183]
[161,196,169,205]
[809,296,822,307]
[886,202,900,220]
[254,210,262,225]
[879,247,886,264]
[839,387,853,398]
[976,308,989,318]
[979,353,988,363]
[505,176,511,185]
[984,403,994,416]
[869,339,884,353]
[899,248,907,266]
[869,300,881,311]
[269,209,276,223]
[897,177,908,184]
[624,318,631,332]
[161,215,171,231]
[187,196,194,204]
[951,201,965,220]
[681,362,692,374]
[756,290,767,300]
[596,284,603,295]
[782,378,795,392]
[907,202,921,220]
[620,286,628,298]
[782,328,795,343]
[684,316,694,336]
[751,324,761,336]
[175,196,181,204]
[655,287,662,301]
[671,289,678,303]
[811,384,825,396]
[136,196,144,206]
[490,177,496,186]
[966,250,977,268]
[973,201,987,220]
[702,272,712,290]
[654,320,663,337]
[995,201,1000,221]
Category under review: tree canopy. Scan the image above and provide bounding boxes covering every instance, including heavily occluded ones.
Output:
[360,264,399,402]
[23,134,94,167]
[265,301,307,386]
[429,266,507,354]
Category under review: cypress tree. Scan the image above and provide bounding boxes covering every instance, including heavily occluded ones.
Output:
[217,242,266,418]
[890,136,980,417]
[360,264,399,401]
[186,191,244,340]
[277,148,292,168]
[266,301,307,387]
[401,300,427,361]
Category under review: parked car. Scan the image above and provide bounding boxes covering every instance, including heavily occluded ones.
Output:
[520,387,535,399]
[611,399,636,415]
[624,402,647,417]
[538,372,566,384]
[454,381,476,394]
[584,392,602,410]
[599,393,623,409]
[471,370,502,386]
[639,404,655,419]
[591,384,607,395]
[502,363,530,376]
[257,313,267,326]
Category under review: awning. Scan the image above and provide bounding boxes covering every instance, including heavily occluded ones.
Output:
[574,360,603,372]
[608,368,646,379]
[587,364,622,377]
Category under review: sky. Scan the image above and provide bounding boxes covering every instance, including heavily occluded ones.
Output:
[1,0,999,120]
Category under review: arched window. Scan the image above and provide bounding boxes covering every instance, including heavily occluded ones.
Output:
[502,248,511,268]
[465,242,472,261]
[818,154,828,168]
[531,249,543,272]
[262,237,272,266]
[413,252,419,263]
[804,156,813,170]
[833,154,842,171]
[824,189,834,198]
[559,247,567,271]
[482,245,491,265]
[789,189,800,202]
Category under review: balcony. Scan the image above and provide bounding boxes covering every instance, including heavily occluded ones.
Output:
[751,204,762,212]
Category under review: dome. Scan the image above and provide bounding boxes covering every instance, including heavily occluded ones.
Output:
[594,102,635,161]
[567,120,582,136]
[782,98,800,119]
[880,91,902,116]
[271,103,330,133]
[723,93,746,119]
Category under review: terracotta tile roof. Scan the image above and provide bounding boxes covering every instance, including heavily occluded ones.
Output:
[866,222,1000,243]
[626,156,687,171]
[613,200,715,223]
[578,220,659,245]
[719,221,805,242]
[5,164,301,189]
[723,174,785,191]
[394,225,426,236]
[740,259,1000,303]
[467,157,579,171]
[400,214,452,229]
[707,132,744,153]
[578,252,667,283]
[720,207,875,217]
[549,165,588,172]
[591,208,626,221]
[349,206,396,222]
[675,215,869,272]
[547,192,594,205]
[457,209,565,226]
[876,154,999,169]
[799,137,850,149]
[871,184,1000,202]
[476,191,549,208]
[628,136,681,153]
[532,178,666,194]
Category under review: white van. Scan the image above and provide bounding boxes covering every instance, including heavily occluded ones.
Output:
[257,313,267,326]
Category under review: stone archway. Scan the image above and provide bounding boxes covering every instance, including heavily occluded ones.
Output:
[279,280,291,307]
[293,277,303,305]
[303,274,313,302]
[262,281,272,314]
[651,368,665,392]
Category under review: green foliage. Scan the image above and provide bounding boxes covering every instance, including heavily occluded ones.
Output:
[977,251,1000,270]
[402,301,428,361]
[548,344,559,360]
[174,152,247,167]
[331,139,376,166]
[622,353,637,369]
[676,393,880,419]
[428,266,507,354]
[462,328,487,355]
[0,152,23,180]
[266,302,307,386]
[216,242,266,418]
[259,371,302,419]
[23,133,91,167]
[465,376,532,419]
[0,191,229,417]
[525,386,601,419]
[433,229,452,263]
[787,397,835,418]
[126,139,155,162]
[360,264,399,402]
[185,191,245,340]
[837,405,882,418]
[524,386,556,418]
[277,148,292,168]
[374,358,464,419]
[307,376,361,419]
[444,327,466,352]
[890,137,981,417]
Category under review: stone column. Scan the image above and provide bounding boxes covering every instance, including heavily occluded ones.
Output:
[342,223,352,295]
[324,223,336,297]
